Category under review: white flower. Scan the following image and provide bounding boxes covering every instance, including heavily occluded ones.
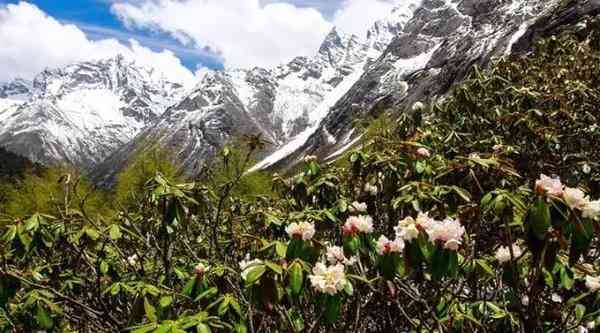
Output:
[492,144,503,152]
[304,155,317,163]
[416,147,431,158]
[563,187,588,210]
[239,257,263,281]
[326,246,356,266]
[469,153,481,159]
[127,254,138,266]
[551,293,563,303]
[285,222,316,241]
[494,243,523,263]
[579,326,589,333]
[412,101,425,112]
[394,216,420,242]
[376,236,405,255]
[521,295,529,306]
[425,218,466,251]
[194,262,209,276]
[588,321,596,330]
[343,215,374,236]
[364,183,378,196]
[585,276,600,292]
[583,200,600,221]
[535,174,563,197]
[348,201,368,214]
[308,263,347,295]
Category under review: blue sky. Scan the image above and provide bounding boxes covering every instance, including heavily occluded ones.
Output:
[0,0,225,70]
[0,0,344,71]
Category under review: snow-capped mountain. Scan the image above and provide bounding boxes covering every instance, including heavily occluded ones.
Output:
[3,0,596,184]
[93,1,422,182]
[251,0,595,172]
[0,56,185,169]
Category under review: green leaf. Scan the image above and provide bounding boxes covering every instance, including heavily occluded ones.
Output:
[264,261,283,275]
[144,297,158,322]
[289,262,303,295]
[196,323,212,333]
[35,304,53,330]
[2,225,17,243]
[194,287,219,302]
[159,296,173,308]
[217,297,230,316]
[109,224,122,240]
[84,227,100,241]
[25,214,41,232]
[245,265,266,285]
[527,198,551,240]
[343,281,354,296]
[323,295,341,324]
[275,241,287,258]
[576,304,586,321]
[100,261,109,274]
[234,322,247,333]
[131,324,159,333]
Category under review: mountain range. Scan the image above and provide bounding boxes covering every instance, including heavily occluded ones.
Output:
[0,0,596,184]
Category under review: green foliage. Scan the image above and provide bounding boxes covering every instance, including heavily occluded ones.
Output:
[115,144,183,208]
[0,167,112,219]
[2,19,600,333]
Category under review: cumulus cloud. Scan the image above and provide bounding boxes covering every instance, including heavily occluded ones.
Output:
[0,2,196,84]
[333,0,399,37]
[111,0,334,69]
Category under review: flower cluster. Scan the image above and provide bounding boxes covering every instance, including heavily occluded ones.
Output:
[308,263,347,295]
[585,276,600,292]
[348,201,367,214]
[304,155,317,163]
[535,174,600,220]
[416,147,431,158]
[194,262,209,276]
[343,215,374,236]
[494,243,523,263]
[425,217,465,251]
[376,236,405,255]
[326,246,357,266]
[285,222,316,240]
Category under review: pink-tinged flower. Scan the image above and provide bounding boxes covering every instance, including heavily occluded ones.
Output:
[416,147,431,158]
[563,187,588,210]
[326,246,357,266]
[425,218,466,251]
[194,262,209,276]
[394,216,420,241]
[376,236,405,255]
[343,215,374,236]
[494,243,523,263]
[348,201,368,214]
[583,200,600,221]
[585,276,600,292]
[285,222,316,241]
[535,174,563,197]
[309,263,347,295]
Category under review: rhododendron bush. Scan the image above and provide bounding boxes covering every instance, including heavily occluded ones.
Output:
[2,18,600,333]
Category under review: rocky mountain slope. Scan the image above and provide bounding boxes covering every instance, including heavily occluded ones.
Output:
[92,1,422,183]
[3,0,597,184]
[0,56,184,170]
[253,0,594,172]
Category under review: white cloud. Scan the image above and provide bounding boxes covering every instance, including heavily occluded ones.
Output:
[0,2,196,85]
[333,0,399,37]
[111,0,334,69]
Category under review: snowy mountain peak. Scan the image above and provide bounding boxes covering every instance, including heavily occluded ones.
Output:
[0,78,32,100]
[0,57,186,169]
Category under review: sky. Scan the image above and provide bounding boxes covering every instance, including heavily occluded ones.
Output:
[0,0,400,85]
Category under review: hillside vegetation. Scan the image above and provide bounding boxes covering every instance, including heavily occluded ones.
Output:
[1,18,600,332]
